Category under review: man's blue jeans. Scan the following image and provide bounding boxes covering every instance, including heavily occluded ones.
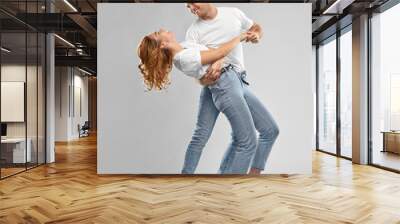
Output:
[181,67,279,174]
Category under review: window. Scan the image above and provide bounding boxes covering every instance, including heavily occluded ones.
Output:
[339,29,352,158]
[371,3,400,171]
[317,26,353,159]
[318,36,337,154]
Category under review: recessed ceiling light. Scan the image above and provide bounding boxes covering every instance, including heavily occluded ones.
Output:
[54,34,75,48]
[322,0,354,15]
[78,67,93,76]
[63,0,78,12]
[1,47,11,53]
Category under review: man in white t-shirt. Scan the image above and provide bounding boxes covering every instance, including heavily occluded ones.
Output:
[187,4,261,84]
[182,3,279,175]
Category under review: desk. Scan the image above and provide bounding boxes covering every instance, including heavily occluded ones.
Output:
[382,131,400,154]
[1,138,31,163]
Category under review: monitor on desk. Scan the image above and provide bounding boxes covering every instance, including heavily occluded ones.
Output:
[1,123,7,138]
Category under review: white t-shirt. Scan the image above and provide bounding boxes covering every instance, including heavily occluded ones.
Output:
[173,41,209,79]
[185,7,253,72]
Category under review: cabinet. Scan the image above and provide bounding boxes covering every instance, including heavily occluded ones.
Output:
[382,131,400,154]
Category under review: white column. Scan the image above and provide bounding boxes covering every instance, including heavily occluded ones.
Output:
[45,1,56,163]
[46,33,55,163]
[352,14,369,164]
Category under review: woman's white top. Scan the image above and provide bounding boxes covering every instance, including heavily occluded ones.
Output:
[173,42,209,79]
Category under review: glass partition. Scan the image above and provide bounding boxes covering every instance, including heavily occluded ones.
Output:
[27,31,38,169]
[1,31,28,177]
[0,1,46,179]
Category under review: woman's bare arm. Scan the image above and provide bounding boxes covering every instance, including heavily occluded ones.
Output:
[199,33,246,65]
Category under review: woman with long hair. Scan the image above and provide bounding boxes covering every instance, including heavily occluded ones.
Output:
[137,28,246,90]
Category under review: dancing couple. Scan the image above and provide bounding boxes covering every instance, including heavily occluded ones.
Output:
[137,3,279,174]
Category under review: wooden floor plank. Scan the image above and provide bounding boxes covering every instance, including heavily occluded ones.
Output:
[0,134,400,223]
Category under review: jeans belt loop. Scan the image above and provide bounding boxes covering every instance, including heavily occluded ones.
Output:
[221,64,234,74]
[241,71,246,78]
[240,71,250,85]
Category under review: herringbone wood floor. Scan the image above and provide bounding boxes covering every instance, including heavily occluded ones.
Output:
[1,134,400,224]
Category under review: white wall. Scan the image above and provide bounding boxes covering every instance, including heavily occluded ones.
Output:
[98,3,313,174]
[55,67,89,141]
[1,65,26,126]
[55,67,69,141]
[1,65,38,138]
[71,73,89,138]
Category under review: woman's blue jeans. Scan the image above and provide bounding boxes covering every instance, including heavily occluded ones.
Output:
[181,67,279,174]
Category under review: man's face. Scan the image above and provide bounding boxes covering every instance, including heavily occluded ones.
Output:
[186,3,210,18]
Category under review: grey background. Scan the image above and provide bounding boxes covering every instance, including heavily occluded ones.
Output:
[98,3,313,174]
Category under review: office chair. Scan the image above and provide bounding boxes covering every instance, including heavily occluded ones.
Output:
[79,121,90,138]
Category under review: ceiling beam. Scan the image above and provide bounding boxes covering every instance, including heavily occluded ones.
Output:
[67,13,97,46]
[55,55,96,69]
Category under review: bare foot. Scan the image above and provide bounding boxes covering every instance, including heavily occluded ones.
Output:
[249,168,262,175]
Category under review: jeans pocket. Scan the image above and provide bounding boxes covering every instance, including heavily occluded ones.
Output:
[210,71,234,89]
[208,72,226,89]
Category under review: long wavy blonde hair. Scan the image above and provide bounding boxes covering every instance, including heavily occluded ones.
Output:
[137,36,173,90]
